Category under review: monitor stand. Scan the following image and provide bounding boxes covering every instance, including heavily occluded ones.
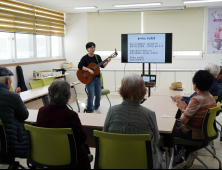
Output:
[143,63,152,97]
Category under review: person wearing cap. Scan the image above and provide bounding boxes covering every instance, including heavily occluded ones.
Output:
[0,66,29,160]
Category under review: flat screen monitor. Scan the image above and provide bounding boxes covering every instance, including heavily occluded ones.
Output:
[121,33,172,63]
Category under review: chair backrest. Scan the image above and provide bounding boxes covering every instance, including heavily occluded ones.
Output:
[202,102,221,147]
[9,86,13,92]
[42,77,55,86]
[214,96,218,101]
[93,130,153,169]
[24,124,78,169]
[29,80,44,89]
[100,73,104,89]
[0,120,7,157]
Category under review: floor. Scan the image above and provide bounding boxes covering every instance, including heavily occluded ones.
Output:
[1,93,222,169]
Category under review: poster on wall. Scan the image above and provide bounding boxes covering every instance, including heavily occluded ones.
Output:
[207,8,222,54]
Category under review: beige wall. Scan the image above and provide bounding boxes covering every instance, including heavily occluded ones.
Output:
[144,7,204,51]
[88,12,141,51]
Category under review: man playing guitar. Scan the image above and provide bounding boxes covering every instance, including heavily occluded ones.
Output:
[78,42,111,113]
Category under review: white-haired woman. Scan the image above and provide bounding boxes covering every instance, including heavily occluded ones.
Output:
[103,74,163,169]
[172,63,220,105]
[36,80,91,169]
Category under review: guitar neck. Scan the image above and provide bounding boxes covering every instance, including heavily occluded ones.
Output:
[92,58,109,70]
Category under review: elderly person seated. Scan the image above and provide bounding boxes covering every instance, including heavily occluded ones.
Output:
[172,63,220,105]
[103,74,163,169]
[0,67,29,161]
[36,80,91,169]
[172,70,217,169]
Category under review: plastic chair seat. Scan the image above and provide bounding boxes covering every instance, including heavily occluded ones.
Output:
[174,137,203,147]
[101,89,110,95]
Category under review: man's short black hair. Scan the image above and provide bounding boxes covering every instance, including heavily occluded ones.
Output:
[86,42,96,49]
[192,70,214,91]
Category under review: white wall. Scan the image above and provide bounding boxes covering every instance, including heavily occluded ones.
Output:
[64,13,88,68]
[8,61,64,90]
[65,11,221,72]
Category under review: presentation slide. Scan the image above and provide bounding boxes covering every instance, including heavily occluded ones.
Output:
[143,76,150,82]
[128,34,166,63]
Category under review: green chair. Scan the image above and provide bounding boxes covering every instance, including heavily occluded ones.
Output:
[93,130,154,169]
[215,94,222,141]
[214,96,219,101]
[174,102,222,169]
[0,120,25,169]
[43,77,55,86]
[24,124,93,169]
[29,80,44,89]
[100,73,111,107]
[9,86,13,92]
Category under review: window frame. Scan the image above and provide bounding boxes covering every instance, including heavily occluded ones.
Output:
[0,31,65,64]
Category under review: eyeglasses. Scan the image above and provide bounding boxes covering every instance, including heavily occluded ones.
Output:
[89,47,95,49]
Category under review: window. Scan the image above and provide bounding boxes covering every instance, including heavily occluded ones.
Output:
[16,33,34,59]
[36,35,50,58]
[51,36,63,57]
[0,32,64,62]
[0,32,14,60]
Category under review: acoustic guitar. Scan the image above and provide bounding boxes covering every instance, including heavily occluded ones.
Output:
[77,51,118,84]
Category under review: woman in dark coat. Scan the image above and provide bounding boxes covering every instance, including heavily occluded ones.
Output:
[36,80,90,169]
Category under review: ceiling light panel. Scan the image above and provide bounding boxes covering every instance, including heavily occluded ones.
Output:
[113,3,162,8]
[74,6,97,10]
[184,0,222,4]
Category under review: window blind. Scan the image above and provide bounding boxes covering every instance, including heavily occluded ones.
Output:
[0,0,35,33]
[0,0,64,36]
[35,6,64,36]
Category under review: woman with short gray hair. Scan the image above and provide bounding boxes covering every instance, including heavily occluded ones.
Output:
[36,80,91,169]
[103,74,163,169]
[48,80,71,106]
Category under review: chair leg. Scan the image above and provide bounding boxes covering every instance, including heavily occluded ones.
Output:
[211,142,216,157]
[191,153,210,169]
[106,95,111,108]
[205,147,222,169]
[216,120,222,141]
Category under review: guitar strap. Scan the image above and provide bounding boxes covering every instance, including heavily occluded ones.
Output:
[94,54,99,64]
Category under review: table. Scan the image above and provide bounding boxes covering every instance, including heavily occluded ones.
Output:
[24,85,185,169]
[21,82,81,112]
[29,73,69,80]
[152,85,186,97]
[142,86,185,169]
